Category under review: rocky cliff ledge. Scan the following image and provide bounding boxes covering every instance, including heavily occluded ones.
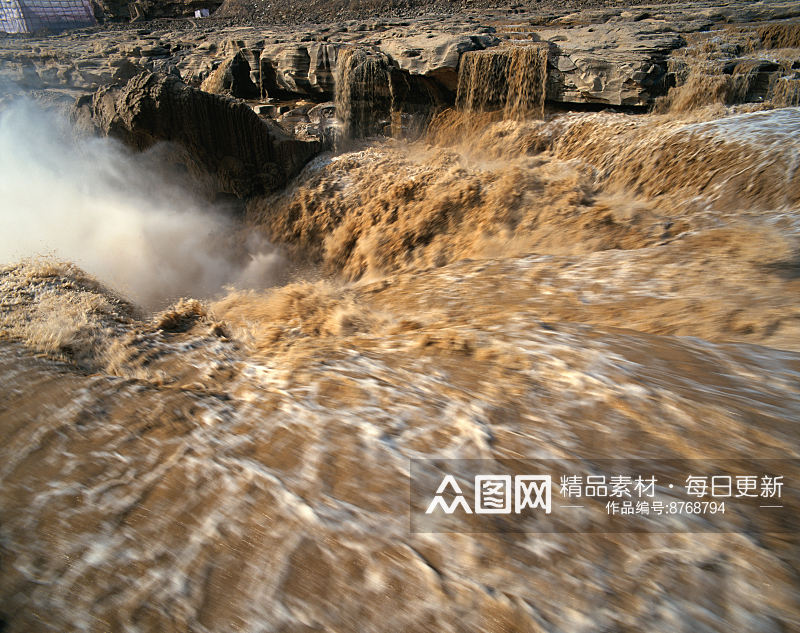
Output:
[73,71,320,197]
[1,0,798,197]
[2,1,798,111]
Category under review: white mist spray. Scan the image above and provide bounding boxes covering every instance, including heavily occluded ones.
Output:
[0,99,283,309]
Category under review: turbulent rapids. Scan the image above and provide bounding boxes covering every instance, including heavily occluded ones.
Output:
[2,3,800,633]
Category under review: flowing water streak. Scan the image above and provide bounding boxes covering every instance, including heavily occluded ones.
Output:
[456,45,548,120]
[334,47,393,141]
[771,77,800,106]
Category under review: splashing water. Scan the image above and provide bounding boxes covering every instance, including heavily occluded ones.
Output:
[0,101,284,309]
[2,66,800,633]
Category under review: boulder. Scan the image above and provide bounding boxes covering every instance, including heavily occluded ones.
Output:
[378,33,499,92]
[254,103,279,116]
[307,101,336,123]
[538,23,685,106]
[74,71,320,198]
[200,51,260,99]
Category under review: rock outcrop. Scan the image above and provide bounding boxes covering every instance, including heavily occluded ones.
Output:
[259,43,341,99]
[256,35,483,103]
[74,71,320,197]
[1,1,798,122]
[254,26,680,108]
[200,50,259,99]
[539,23,684,106]
[379,33,499,93]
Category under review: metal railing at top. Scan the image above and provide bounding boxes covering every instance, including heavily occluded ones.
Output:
[1,0,95,33]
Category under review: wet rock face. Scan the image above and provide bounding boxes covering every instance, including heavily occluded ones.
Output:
[200,50,259,99]
[257,36,476,103]
[74,71,320,198]
[333,47,453,141]
[334,48,393,139]
[457,45,549,119]
[259,43,341,99]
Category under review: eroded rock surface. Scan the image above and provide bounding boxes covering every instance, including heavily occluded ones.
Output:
[200,50,259,98]
[2,0,798,112]
[74,71,320,197]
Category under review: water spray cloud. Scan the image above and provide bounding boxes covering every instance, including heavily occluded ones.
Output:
[0,99,283,309]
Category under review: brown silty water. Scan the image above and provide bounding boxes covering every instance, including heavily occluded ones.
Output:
[334,47,393,141]
[1,27,800,633]
[456,45,549,120]
[654,21,800,114]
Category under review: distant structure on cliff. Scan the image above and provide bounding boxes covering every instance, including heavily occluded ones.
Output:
[0,0,96,33]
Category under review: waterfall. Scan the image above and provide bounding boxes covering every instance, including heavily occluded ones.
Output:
[334,44,548,144]
[334,48,393,142]
[770,77,800,107]
[456,45,548,120]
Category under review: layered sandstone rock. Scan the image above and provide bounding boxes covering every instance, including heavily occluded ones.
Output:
[259,43,341,98]
[3,4,799,113]
[541,24,684,106]
[200,50,259,98]
[377,32,497,92]
[74,71,320,197]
